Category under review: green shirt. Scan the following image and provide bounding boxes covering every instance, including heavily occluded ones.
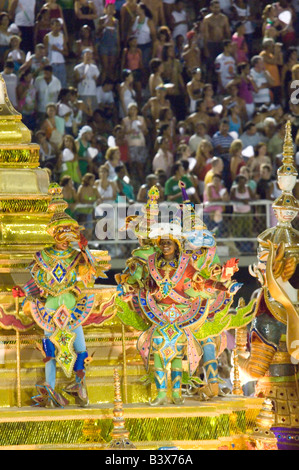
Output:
[164,175,193,203]
[57,0,74,10]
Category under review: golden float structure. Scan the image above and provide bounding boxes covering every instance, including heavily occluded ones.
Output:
[237,120,299,450]
[4,74,298,451]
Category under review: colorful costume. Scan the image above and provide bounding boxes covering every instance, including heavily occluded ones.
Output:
[22,184,111,407]
[116,184,257,404]
[240,121,299,449]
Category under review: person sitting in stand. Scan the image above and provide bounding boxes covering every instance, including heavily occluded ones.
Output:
[164,161,194,203]
[115,164,135,203]
[152,135,174,178]
[211,118,234,189]
[121,35,144,106]
[19,43,50,80]
[75,125,93,177]
[194,138,213,198]
[96,78,117,125]
[180,159,201,203]
[77,172,102,240]
[186,66,204,114]
[246,141,272,177]
[152,25,173,60]
[148,57,164,96]
[230,173,255,253]
[188,121,211,156]
[5,34,25,74]
[35,129,57,172]
[203,173,230,238]
[43,18,68,88]
[137,173,164,202]
[229,138,246,183]
[0,12,13,69]
[58,134,82,188]
[75,24,98,61]
[122,101,148,182]
[60,174,78,219]
[40,102,65,152]
[182,31,201,81]
[256,163,274,202]
[204,156,224,187]
[186,98,211,135]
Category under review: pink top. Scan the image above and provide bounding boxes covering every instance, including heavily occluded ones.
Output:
[203,184,224,213]
[238,77,254,104]
[232,33,248,64]
[125,49,142,70]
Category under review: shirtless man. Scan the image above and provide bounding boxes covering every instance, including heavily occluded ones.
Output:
[186,98,211,134]
[142,85,172,124]
[137,173,164,202]
[202,0,231,77]
[143,0,165,27]
[182,30,201,79]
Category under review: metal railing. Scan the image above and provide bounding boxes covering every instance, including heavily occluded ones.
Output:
[72,200,299,257]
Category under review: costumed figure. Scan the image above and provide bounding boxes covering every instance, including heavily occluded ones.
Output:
[116,183,258,405]
[17,183,111,407]
[239,121,299,450]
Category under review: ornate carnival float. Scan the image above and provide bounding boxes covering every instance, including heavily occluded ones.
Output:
[237,121,299,450]
[0,71,297,450]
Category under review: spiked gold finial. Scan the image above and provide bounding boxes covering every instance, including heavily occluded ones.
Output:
[247,398,278,450]
[277,120,298,190]
[0,74,31,144]
[107,369,136,450]
[282,120,294,161]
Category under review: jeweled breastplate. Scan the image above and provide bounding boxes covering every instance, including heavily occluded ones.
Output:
[148,252,190,303]
[30,247,81,296]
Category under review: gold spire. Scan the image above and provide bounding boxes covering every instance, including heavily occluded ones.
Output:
[282,120,294,160]
[107,368,136,450]
[277,120,297,178]
[0,74,31,144]
[247,398,278,450]
[272,120,299,216]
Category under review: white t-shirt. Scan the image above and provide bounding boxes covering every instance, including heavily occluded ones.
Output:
[250,68,271,104]
[96,86,114,105]
[74,62,100,97]
[219,0,233,15]
[188,133,211,154]
[152,149,174,177]
[92,0,105,16]
[14,0,36,27]
[233,2,254,34]
[132,17,151,45]
[171,10,188,40]
[57,102,73,127]
[215,53,236,88]
[34,75,62,112]
[123,116,146,147]
[47,32,65,64]
[0,31,11,46]
[1,72,17,107]
[293,0,299,12]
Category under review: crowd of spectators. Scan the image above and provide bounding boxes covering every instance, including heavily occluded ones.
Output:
[2,0,299,252]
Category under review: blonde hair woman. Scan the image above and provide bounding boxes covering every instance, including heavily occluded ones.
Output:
[194,139,213,196]
[229,139,245,183]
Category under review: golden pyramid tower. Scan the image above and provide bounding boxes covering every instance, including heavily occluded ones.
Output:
[0,74,53,290]
[257,120,299,258]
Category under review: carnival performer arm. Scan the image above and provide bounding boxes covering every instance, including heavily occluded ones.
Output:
[185,272,228,300]
[115,245,159,298]
[188,253,240,297]
[77,233,111,286]
[13,263,44,316]
[115,256,150,298]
